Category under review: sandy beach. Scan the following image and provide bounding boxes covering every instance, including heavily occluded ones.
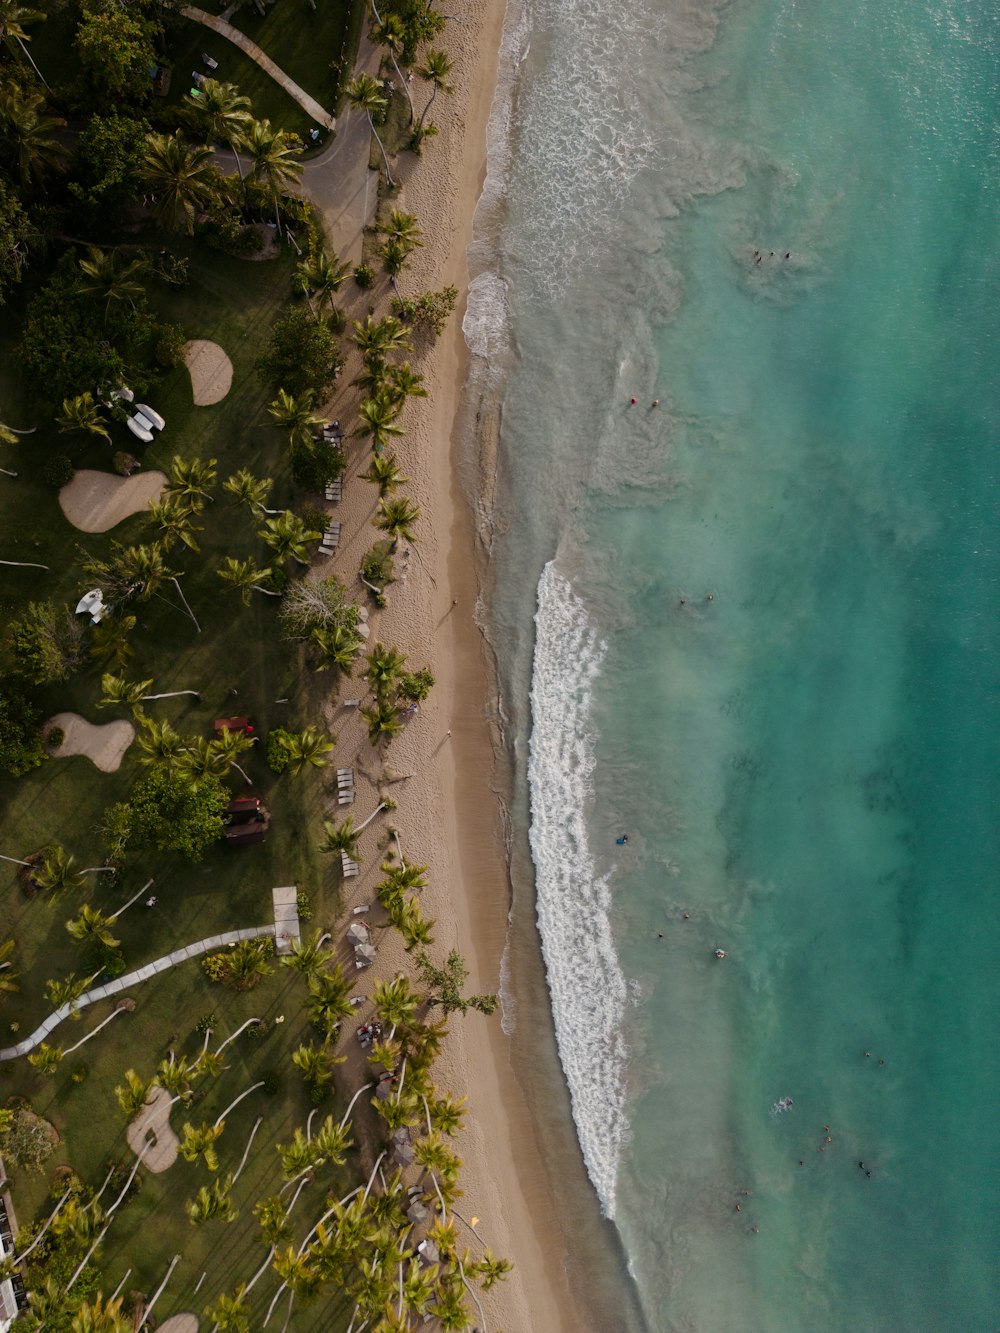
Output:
[307,2,586,1328]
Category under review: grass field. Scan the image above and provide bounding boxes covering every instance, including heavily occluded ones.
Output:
[0,238,369,1327]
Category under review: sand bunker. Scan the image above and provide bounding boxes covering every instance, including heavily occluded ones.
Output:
[126,1086,179,1173]
[158,1317,198,1333]
[45,712,134,773]
[183,339,233,405]
[59,470,167,534]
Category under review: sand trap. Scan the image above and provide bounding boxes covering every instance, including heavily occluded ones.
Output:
[45,712,134,773]
[59,470,167,534]
[158,1316,198,1333]
[126,1086,179,1173]
[183,339,233,405]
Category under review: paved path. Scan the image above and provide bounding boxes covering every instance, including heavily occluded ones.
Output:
[0,925,276,1061]
[181,7,336,130]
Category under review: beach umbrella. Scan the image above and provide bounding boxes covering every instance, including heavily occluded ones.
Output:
[347,922,369,945]
[354,942,376,966]
[405,1194,426,1219]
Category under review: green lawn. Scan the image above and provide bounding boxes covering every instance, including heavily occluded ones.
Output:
[0,239,365,1327]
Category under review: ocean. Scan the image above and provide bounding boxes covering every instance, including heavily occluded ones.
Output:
[463,0,1000,1330]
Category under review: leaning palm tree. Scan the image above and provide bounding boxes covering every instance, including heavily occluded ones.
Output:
[387,361,427,406]
[360,698,404,746]
[356,391,404,454]
[177,736,229,784]
[374,495,420,549]
[185,78,253,180]
[135,717,184,771]
[148,494,203,553]
[74,246,147,317]
[45,972,92,1013]
[267,388,328,448]
[362,451,409,496]
[217,556,279,605]
[351,314,411,367]
[223,468,282,516]
[295,248,350,315]
[414,48,454,141]
[115,1069,155,1119]
[278,725,333,776]
[309,623,366,674]
[379,208,423,254]
[166,454,217,505]
[32,845,84,893]
[245,117,303,235]
[56,392,110,442]
[305,967,354,1041]
[318,816,361,860]
[0,419,35,445]
[66,905,120,951]
[280,927,331,980]
[0,937,19,996]
[258,513,321,566]
[344,73,394,186]
[141,131,218,233]
[100,673,200,716]
[180,1121,225,1172]
[88,614,137,671]
[0,0,47,84]
[210,726,255,784]
[373,975,419,1031]
[186,1175,238,1226]
[28,1042,62,1075]
[204,1287,251,1333]
[370,6,415,122]
[365,642,406,696]
[0,86,65,187]
[70,1292,131,1333]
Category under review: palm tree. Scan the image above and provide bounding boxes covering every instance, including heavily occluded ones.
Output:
[211,725,255,783]
[310,623,366,674]
[56,392,110,442]
[32,845,84,892]
[204,1286,251,1333]
[279,725,334,775]
[370,5,415,120]
[267,388,328,447]
[45,972,92,1012]
[365,642,407,696]
[362,452,409,496]
[374,495,420,548]
[344,73,394,186]
[351,314,411,368]
[280,927,331,980]
[258,513,321,566]
[356,392,404,454]
[305,966,354,1040]
[0,0,47,83]
[177,736,229,784]
[75,246,147,316]
[387,361,427,406]
[115,1069,154,1119]
[475,1249,514,1289]
[414,49,454,141]
[180,1120,225,1172]
[148,494,203,553]
[373,975,419,1031]
[0,86,65,187]
[397,899,435,951]
[66,905,120,951]
[245,117,303,235]
[217,556,279,606]
[167,454,217,504]
[379,208,423,254]
[88,614,136,671]
[381,237,414,298]
[100,672,200,716]
[135,716,185,771]
[0,419,35,445]
[360,698,403,746]
[186,78,253,181]
[296,248,350,314]
[223,468,282,516]
[313,1114,353,1165]
[28,1042,63,1075]
[318,816,360,860]
[141,131,218,233]
[429,1093,466,1137]
[70,1292,131,1333]
[187,1174,238,1225]
[291,1041,336,1091]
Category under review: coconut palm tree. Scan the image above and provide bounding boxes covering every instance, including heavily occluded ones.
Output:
[387,361,427,407]
[32,845,86,893]
[180,1121,225,1172]
[28,1041,63,1075]
[216,556,279,605]
[379,208,423,255]
[397,899,435,951]
[88,614,137,671]
[365,642,407,696]
[0,0,46,82]
[310,623,365,674]
[204,1286,251,1333]
[280,928,331,979]
[186,78,253,180]
[167,454,217,505]
[135,717,185,771]
[278,724,334,776]
[370,6,415,124]
[356,392,404,454]
[148,494,203,553]
[291,1041,336,1092]
[318,816,361,861]
[296,248,351,315]
[305,967,354,1040]
[344,73,394,187]
[414,48,454,141]
[66,905,120,950]
[45,972,92,1012]
[258,513,321,566]
[245,118,303,235]
[380,236,413,299]
[70,1292,131,1333]
[210,725,255,784]
[351,314,411,367]
[187,1174,238,1225]
[178,736,230,784]
[56,392,110,442]
[312,1115,353,1165]
[475,1249,513,1289]
[362,452,409,496]
[267,388,329,447]
[99,673,200,717]
[0,86,65,187]
[115,1069,154,1119]
[361,699,404,746]
[74,246,147,316]
[223,468,282,516]
[374,495,420,548]
[373,975,419,1030]
[141,131,218,233]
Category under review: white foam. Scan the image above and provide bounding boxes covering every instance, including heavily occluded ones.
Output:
[528,563,629,1218]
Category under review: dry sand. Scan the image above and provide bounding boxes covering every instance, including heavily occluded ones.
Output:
[44,712,135,773]
[311,2,584,1327]
[182,339,234,406]
[58,469,167,533]
[125,1086,179,1173]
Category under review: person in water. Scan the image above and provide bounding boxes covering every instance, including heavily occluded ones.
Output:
[616,834,629,845]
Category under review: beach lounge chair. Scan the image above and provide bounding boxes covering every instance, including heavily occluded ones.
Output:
[337,775,354,790]
[338,791,355,805]
[134,403,165,431]
[341,851,360,878]
[202,53,218,69]
[126,414,154,443]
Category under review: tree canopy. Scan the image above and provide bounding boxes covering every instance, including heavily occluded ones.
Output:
[103,768,229,861]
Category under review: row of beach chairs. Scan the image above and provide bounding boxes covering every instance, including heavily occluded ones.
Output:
[337,766,355,806]
[317,521,341,556]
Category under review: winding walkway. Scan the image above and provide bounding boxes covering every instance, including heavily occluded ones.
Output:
[180,7,336,130]
[0,925,276,1061]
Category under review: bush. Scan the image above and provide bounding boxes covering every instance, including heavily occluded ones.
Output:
[202,938,274,991]
[154,322,187,368]
[0,1105,58,1171]
[354,262,374,289]
[261,1070,282,1096]
[45,726,64,749]
[112,451,140,477]
[43,455,75,488]
[7,601,86,686]
[296,889,312,920]
[361,541,395,606]
[70,1065,88,1084]
[267,728,293,774]
[102,769,228,861]
[256,307,343,398]
[245,1019,267,1042]
[195,1012,218,1035]
[395,285,459,337]
[0,682,46,777]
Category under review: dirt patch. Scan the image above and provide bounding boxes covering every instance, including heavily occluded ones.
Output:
[45,712,135,773]
[126,1086,179,1173]
[182,339,234,406]
[59,469,167,534]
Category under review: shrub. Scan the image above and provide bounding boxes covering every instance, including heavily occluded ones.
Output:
[45,726,64,749]
[360,541,395,606]
[0,682,46,777]
[195,1012,218,1035]
[354,263,374,289]
[245,1019,267,1042]
[112,451,139,477]
[261,1070,282,1096]
[0,1105,58,1171]
[7,602,86,686]
[397,668,434,704]
[70,1065,88,1084]
[395,285,459,337]
[296,889,312,920]
[267,728,293,774]
[43,455,75,488]
[256,307,343,398]
[154,322,187,368]
[201,938,274,990]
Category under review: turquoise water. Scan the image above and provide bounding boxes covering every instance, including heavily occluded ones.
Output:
[466,0,1000,1328]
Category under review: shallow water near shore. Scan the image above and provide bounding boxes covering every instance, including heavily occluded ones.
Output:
[466,0,1000,1328]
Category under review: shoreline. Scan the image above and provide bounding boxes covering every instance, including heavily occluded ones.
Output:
[310,1,586,1326]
